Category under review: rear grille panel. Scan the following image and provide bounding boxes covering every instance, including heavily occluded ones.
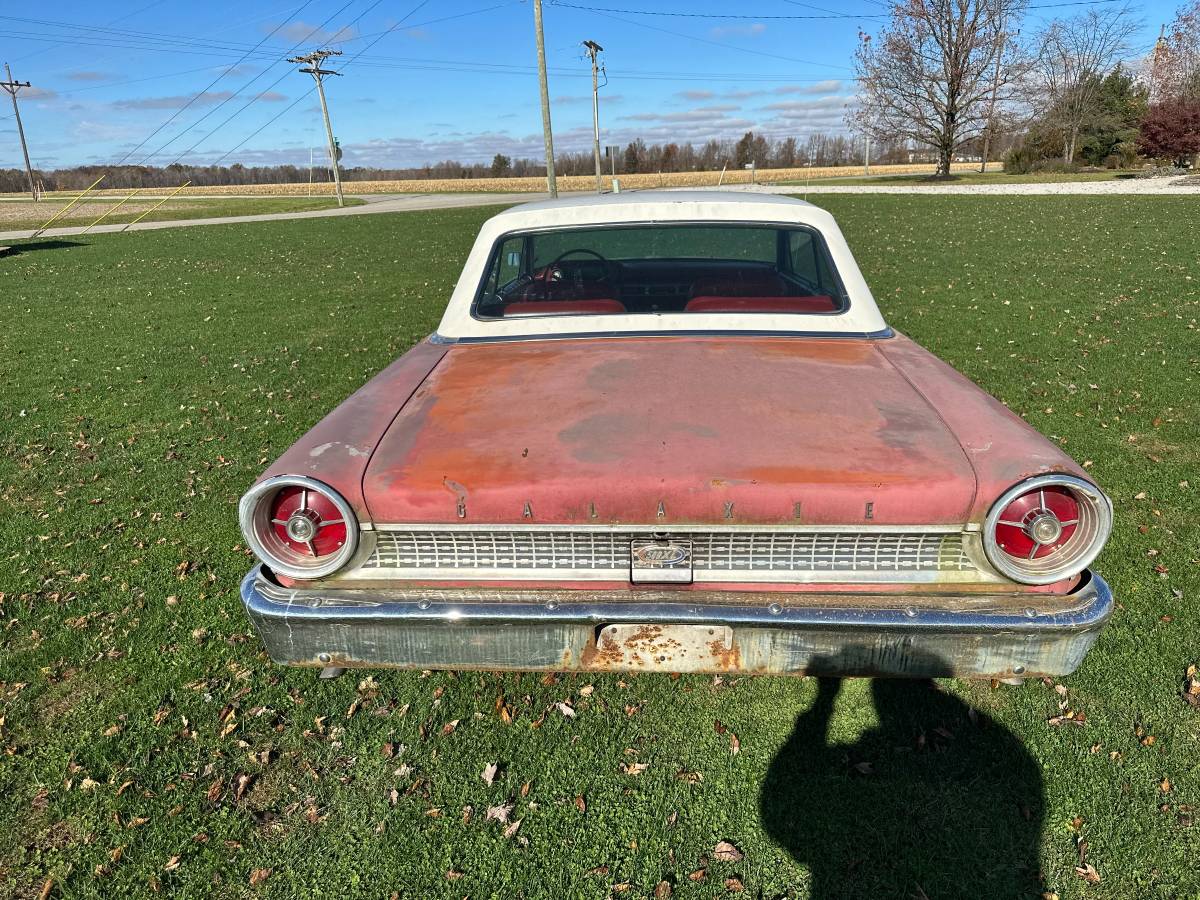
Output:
[350,528,992,584]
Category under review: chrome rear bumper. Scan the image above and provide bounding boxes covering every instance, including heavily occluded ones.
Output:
[239,566,1113,679]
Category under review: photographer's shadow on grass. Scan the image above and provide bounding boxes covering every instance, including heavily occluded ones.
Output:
[760,649,1044,899]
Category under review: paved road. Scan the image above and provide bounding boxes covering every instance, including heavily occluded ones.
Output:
[2,178,1194,242]
[0,191,557,242]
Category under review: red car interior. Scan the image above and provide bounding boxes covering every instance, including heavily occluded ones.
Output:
[502,300,627,316]
[685,295,838,314]
[689,272,790,298]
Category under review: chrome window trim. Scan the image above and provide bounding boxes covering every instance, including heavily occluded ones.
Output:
[469,220,853,324]
[429,327,895,345]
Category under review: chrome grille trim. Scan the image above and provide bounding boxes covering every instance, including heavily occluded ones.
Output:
[346,526,998,584]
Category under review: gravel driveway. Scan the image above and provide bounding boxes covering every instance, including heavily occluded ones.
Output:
[702,177,1200,196]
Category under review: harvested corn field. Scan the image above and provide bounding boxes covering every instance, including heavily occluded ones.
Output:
[0,196,360,232]
[5,163,996,199]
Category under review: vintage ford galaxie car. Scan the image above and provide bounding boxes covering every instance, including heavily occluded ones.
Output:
[238,191,1112,679]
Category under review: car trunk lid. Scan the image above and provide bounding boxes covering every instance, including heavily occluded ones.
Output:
[362,336,977,526]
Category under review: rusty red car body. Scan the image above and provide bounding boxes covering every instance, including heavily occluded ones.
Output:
[238,192,1113,679]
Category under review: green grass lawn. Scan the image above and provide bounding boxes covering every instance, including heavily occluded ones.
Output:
[0,196,364,233]
[1,198,1197,899]
[785,170,1130,187]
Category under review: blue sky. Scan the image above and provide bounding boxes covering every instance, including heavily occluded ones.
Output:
[0,0,1180,171]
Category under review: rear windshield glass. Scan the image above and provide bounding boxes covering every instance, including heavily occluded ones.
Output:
[474,223,847,319]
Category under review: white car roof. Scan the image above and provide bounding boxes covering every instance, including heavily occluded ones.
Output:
[435,190,889,342]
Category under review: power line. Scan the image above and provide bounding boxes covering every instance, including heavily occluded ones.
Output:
[53,65,221,96]
[11,0,170,63]
[122,0,365,167]
[570,7,854,70]
[113,0,320,166]
[200,0,432,168]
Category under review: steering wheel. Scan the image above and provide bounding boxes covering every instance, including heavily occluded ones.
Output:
[544,248,616,286]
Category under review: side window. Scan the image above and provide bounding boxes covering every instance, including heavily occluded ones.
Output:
[787,230,839,295]
[486,236,524,296]
[788,231,820,285]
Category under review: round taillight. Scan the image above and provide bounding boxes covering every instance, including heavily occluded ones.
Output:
[983,475,1111,585]
[239,476,358,579]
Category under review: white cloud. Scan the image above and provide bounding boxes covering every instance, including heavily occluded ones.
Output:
[113,91,234,110]
[271,21,358,44]
[774,80,844,96]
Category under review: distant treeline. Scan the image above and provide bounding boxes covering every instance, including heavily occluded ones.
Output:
[0,131,956,193]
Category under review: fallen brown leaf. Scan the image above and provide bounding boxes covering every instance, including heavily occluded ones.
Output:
[653,879,672,897]
[163,856,181,872]
[725,876,745,892]
[249,868,271,886]
[440,719,460,736]
[623,762,649,776]
[482,762,499,786]
[688,868,707,881]
[503,818,522,838]
[575,795,586,814]
[713,840,743,862]
[1075,863,1101,884]
[486,802,514,824]
[1047,715,1086,727]
[446,870,464,881]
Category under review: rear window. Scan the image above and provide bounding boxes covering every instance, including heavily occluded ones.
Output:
[474,223,847,320]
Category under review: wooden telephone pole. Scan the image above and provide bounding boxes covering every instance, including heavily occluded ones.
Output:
[532,0,557,198]
[288,49,345,208]
[2,63,37,200]
[583,40,604,194]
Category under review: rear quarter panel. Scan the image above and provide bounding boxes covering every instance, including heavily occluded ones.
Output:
[878,332,1089,522]
[257,339,447,521]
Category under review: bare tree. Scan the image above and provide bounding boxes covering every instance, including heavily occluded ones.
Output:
[850,0,1027,177]
[1031,7,1140,162]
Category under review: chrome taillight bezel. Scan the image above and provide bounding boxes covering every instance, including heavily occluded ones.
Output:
[983,474,1112,585]
[238,475,359,579]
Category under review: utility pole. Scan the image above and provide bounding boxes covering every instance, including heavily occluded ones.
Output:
[2,63,37,200]
[979,28,1010,174]
[533,0,557,198]
[288,49,345,208]
[583,40,604,194]
[863,135,870,176]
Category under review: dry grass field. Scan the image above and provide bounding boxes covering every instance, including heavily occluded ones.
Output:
[4,162,995,200]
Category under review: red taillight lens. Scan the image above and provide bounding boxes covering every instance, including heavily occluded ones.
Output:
[993,485,1079,560]
[269,485,348,558]
[239,476,359,579]
[984,475,1111,585]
